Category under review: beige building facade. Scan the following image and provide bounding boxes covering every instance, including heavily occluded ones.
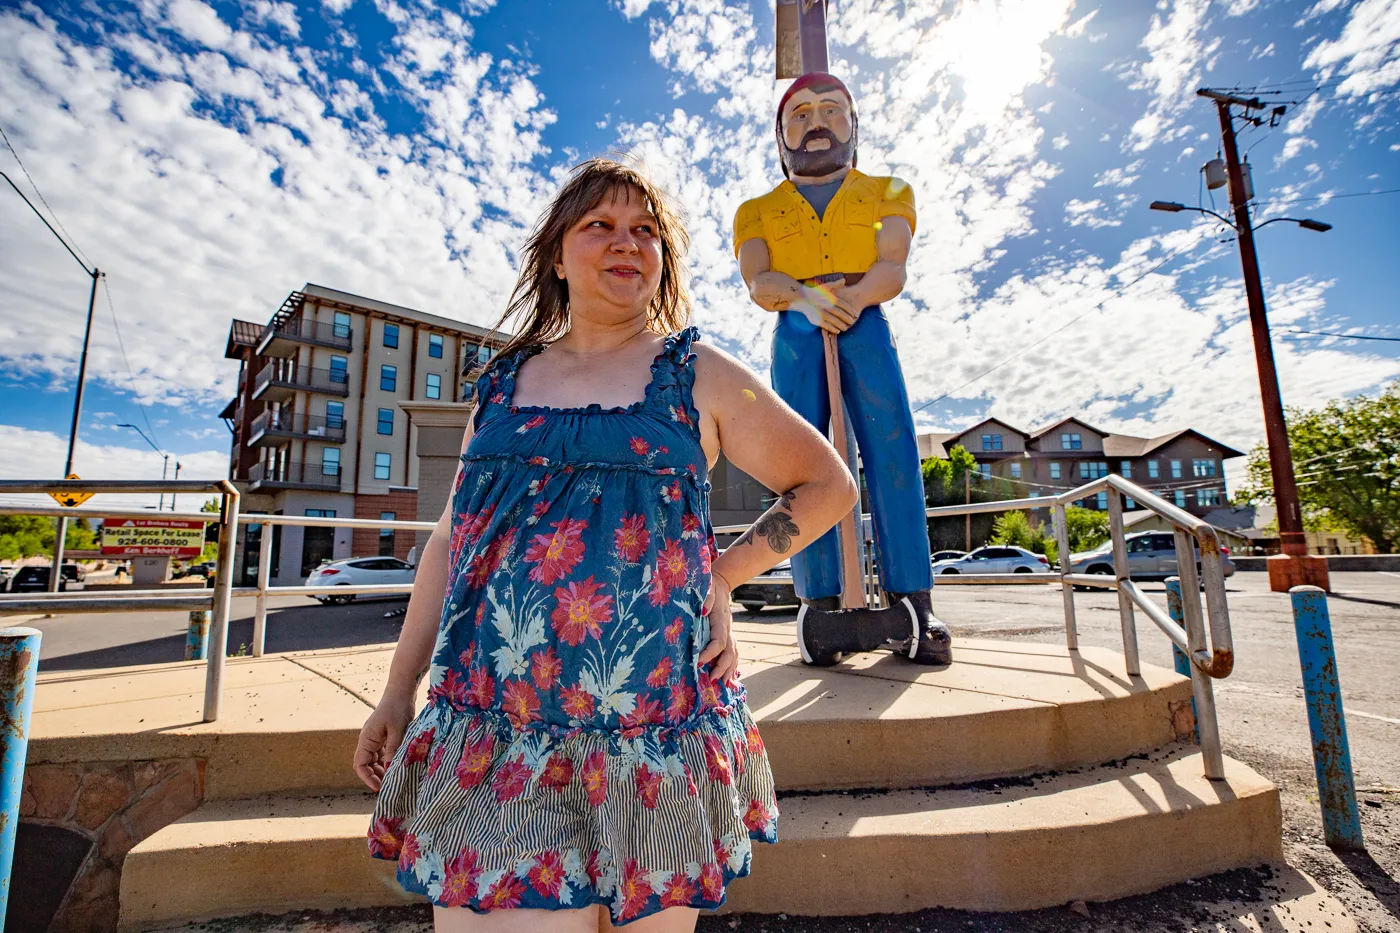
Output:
[221,285,508,584]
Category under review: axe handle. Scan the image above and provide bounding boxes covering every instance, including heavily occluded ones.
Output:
[823,331,866,609]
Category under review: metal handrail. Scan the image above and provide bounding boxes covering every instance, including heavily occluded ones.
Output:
[0,479,240,723]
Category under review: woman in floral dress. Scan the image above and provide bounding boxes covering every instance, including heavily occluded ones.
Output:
[354,158,859,932]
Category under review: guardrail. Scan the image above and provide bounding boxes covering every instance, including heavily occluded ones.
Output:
[717,473,1235,781]
[0,479,240,723]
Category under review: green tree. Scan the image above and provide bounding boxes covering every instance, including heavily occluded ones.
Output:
[0,515,99,559]
[1236,382,1400,552]
[1063,506,1111,554]
[990,510,1055,559]
[921,444,1018,552]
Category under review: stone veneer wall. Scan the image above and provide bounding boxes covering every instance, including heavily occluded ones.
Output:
[16,759,204,933]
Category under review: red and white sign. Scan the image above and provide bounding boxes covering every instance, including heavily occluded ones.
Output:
[100,519,206,557]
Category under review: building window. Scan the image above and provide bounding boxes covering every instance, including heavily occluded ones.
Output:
[377,408,394,435]
[478,344,492,363]
[383,323,399,349]
[429,334,443,358]
[1095,491,1108,510]
[380,364,397,392]
[379,511,395,556]
[1049,461,1061,480]
[375,452,391,481]
[1174,489,1187,507]
[982,433,1003,451]
[1148,460,1159,479]
[1120,461,1133,478]
[325,401,344,429]
[1029,490,1041,498]
[1125,496,1137,509]
[1196,488,1223,507]
[321,447,340,476]
[1079,461,1108,479]
[1192,458,1217,477]
[1170,459,1183,478]
[305,508,336,518]
[1009,461,1022,479]
[329,355,348,385]
[332,311,351,339]
[978,463,991,479]
[1061,432,1082,450]
[426,373,442,400]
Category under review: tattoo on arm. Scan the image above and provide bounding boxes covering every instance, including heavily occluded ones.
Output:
[735,489,800,554]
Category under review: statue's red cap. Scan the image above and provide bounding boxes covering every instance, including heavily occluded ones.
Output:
[776,72,855,120]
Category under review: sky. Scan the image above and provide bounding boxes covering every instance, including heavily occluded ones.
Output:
[2,0,1398,510]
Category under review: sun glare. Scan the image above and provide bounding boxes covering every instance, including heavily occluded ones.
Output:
[932,0,1075,118]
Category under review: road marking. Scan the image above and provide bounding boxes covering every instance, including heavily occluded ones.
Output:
[1378,571,1400,580]
[1350,709,1400,726]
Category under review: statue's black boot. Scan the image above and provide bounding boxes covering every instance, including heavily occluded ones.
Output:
[796,596,920,667]
[886,589,953,665]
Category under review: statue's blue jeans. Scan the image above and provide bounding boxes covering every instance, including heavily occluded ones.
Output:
[770,305,934,600]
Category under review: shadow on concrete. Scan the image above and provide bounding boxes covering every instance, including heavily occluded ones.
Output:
[1327,592,1400,612]
[37,598,408,672]
[1337,847,1400,927]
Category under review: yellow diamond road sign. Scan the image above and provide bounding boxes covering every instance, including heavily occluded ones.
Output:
[50,473,93,509]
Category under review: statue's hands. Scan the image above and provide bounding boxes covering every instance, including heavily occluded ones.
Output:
[796,284,860,334]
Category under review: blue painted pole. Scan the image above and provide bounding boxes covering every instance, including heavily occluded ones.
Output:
[1164,578,1199,743]
[1,626,42,926]
[1290,585,1364,851]
[186,610,210,661]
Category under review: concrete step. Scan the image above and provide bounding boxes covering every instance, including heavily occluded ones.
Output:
[118,745,1280,929]
[34,637,1196,799]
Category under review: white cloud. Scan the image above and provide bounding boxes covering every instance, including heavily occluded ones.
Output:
[1064,197,1122,227]
[1052,133,1070,149]
[0,3,556,409]
[1124,0,1220,151]
[1275,135,1319,166]
[1305,0,1400,102]
[1094,160,1143,188]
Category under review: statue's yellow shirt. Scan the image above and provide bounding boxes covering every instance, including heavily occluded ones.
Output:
[732,169,916,281]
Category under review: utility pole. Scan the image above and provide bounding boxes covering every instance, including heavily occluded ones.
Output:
[50,269,102,592]
[965,470,972,552]
[1196,89,1329,592]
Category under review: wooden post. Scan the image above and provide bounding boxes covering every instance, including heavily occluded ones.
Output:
[964,470,971,552]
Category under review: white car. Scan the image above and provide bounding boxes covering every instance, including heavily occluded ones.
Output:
[932,545,1049,575]
[308,557,415,604]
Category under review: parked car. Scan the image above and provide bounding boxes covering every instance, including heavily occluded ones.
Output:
[308,557,415,604]
[931,549,967,564]
[932,546,1049,575]
[1067,531,1235,582]
[183,561,216,579]
[9,564,87,592]
[729,559,799,613]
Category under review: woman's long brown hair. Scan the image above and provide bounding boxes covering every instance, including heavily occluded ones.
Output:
[488,157,692,361]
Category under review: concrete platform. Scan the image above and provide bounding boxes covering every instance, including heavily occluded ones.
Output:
[30,623,1194,797]
[116,745,1282,928]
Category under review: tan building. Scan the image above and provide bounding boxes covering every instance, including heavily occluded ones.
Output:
[221,285,510,584]
[919,417,1245,519]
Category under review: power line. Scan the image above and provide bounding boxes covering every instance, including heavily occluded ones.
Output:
[1277,328,1400,343]
[912,230,1214,416]
[1253,187,1400,206]
[101,277,163,449]
[0,123,91,269]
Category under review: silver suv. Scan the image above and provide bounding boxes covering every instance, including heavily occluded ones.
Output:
[1068,531,1236,581]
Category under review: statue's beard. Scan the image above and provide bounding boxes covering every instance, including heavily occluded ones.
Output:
[781,128,855,178]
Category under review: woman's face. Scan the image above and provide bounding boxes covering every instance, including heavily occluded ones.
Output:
[554,185,664,321]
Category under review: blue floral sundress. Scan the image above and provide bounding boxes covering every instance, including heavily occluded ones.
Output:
[367,326,778,923]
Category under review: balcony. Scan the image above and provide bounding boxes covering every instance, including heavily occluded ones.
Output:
[256,316,353,356]
[248,410,347,447]
[252,360,350,402]
[248,460,342,492]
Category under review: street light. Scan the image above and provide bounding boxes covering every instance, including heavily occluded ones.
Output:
[118,423,170,510]
[1148,201,1332,235]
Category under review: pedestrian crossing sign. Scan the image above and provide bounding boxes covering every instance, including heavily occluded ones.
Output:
[49,474,93,508]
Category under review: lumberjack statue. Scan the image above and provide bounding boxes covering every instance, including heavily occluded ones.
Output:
[733,72,952,667]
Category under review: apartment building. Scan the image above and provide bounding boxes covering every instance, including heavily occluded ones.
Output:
[221,284,510,584]
[918,416,1245,518]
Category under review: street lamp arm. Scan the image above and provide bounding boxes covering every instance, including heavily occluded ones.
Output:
[1,170,95,277]
[117,422,163,455]
[1149,200,1238,230]
[1253,217,1333,233]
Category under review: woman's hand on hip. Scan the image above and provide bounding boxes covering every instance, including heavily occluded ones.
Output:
[354,691,415,792]
[698,573,739,685]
